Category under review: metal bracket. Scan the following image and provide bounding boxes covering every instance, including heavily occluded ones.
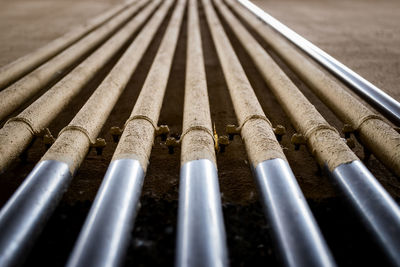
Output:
[291,133,306,150]
[90,138,107,155]
[342,124,355,139]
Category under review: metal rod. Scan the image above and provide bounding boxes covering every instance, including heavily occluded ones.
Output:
[0,160,71,267]
[66,159,144,267]
[254,158,336,267]
[0,0,137,90]
[330,160,400,266]
[176,160,228,267]
[202,0,335,265]
[176,1,228,264]
[236,0,400,126]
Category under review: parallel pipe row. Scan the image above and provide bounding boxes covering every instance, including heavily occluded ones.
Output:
[226,0,400,177]
[0,0,169,266]
[202,0,335,265]
[236,0,400,126]
[215,0,400,264]
[0,0,159,173]
[68,0,185,265]
[0,0,399,266]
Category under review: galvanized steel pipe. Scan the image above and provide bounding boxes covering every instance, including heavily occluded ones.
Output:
[236,0,400,126]
[215,1,400,264]
[202,0,335,265]
[67,0,186,266]
[226,0,400,177]
[0,0,148,121]
[0,0,136,90]
[0,0,160,173]
[176,0,228,266]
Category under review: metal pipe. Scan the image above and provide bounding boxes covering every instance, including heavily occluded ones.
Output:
[67,0,186,266]
[0,1,171,265]
[226,0,400,177]
[0,0,160,173]
[202,0,335,265]
[176,0,228,265]
[330,160,400,266]
[66,159,145,267]
[0,160,71,267]
[214,2,400,263]
[254,158,335,267]
[236,0,400,126]
[0,0,137,90]
[0,0,148,121]
[177,160,228,267]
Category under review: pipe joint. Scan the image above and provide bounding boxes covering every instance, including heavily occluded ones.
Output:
[163,125,230,154]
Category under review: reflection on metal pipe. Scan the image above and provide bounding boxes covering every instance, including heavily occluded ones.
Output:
[0,160,71,267]
[176,0,228,265]
[66,159,144,267]
[254,158,336,267]
[176,160,228,267]
[330,160,400,266]
[236,0,400,126]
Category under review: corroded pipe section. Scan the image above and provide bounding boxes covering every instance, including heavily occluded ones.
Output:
[176,0,228,266]
[236,0,400,126]
[0,1,170,266]
[202,0,335,266]
[0,0,148,121]
[215,1,400,264]
[68,0,185,266]
[0,0,160,173]
[0,0,137,90]
[226,0,400,177]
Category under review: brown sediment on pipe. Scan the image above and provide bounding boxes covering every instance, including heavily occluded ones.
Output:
[112,0,186,171]
[215,0,358,171]
[202,0,286,168]
[40,0,174,174]
[0,0,148,122]
[0,0,137,90]
[226,0,400,176]
[0,0,161,173]
[181,0,216,166]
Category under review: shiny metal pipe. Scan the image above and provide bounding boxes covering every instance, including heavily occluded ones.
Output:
[0,160,71,267]
[176,159,228,267]
[66,159,144,267]
[254,158,336,267]
[330,160,400,266]
[236,0,400,126]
